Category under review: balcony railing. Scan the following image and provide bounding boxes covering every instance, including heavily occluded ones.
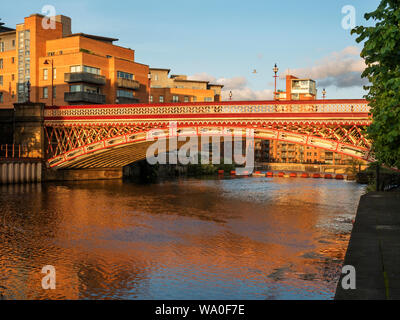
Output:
[64,72,106,85]
[64,92,106,104]
[117,78,140,90]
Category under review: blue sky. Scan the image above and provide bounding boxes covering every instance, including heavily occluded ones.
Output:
[2,0,380,100]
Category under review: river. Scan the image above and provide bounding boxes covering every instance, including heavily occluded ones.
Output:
[0,176,365,300]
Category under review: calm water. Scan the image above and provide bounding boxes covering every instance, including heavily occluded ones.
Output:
[0,176,365,300]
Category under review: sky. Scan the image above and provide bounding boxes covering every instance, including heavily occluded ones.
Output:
[1,0,381,100]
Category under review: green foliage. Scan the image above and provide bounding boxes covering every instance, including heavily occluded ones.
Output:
[352,0,400,168]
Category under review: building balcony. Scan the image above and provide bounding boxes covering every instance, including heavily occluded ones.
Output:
[117,78,140,90]
[116,96,140,104]
[64,72,106,85]
[64,92,106,104]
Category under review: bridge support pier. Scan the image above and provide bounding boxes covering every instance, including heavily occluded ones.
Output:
[13,102,46,158]
[44,167,123,182]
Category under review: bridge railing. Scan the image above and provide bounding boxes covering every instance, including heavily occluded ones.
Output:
[43,100,370,119]
[0,144,32,160]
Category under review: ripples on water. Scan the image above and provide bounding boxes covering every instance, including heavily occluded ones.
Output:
[0,177,365,300]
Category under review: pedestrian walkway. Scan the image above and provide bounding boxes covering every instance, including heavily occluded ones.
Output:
[335,191,400,299]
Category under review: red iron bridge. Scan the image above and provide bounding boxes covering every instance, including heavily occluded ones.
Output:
[43,99,372,169]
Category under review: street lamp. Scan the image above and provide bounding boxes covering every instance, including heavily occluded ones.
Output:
[322,88,326,100]
[44,59,54,106]
[148,72,152,103]
[273,63,279,100]
[26,80,31,103]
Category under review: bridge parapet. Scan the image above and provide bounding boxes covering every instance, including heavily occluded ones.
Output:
[44,99,370,123]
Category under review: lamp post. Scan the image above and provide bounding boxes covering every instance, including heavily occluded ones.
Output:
[273,63,279,100]
[148,72,152,103]
[44,59,54,106]
[322,88,326,100]
[26,80,31,103]
[229,91,232,101]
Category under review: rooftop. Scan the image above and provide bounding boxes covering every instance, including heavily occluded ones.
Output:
[150,68,171,73]
[0,19,15,33]
[66,33,119,44]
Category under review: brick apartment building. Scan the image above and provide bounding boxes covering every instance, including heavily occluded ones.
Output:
[149,68,223,103]
[0,14,150,108]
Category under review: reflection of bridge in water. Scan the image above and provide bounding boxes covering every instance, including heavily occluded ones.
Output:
[43,99,372,169]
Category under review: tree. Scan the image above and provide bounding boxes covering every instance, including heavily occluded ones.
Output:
[352,0,400,168]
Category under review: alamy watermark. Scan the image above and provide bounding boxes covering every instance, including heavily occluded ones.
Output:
[145,122,255,175]
[41,265,56,290]
[341,5,356,30]
[341,265,356,290]
[41,5,57,30]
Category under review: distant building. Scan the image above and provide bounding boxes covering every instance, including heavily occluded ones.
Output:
[258,74,356,165]
[276,75,317,101]
[149,68,223,103]
[0,14,150,108]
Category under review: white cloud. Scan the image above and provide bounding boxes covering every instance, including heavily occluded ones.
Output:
[188,73,273,101]
[281,46,368,88]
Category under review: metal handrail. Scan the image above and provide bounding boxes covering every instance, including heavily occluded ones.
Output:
[0,144,28,159]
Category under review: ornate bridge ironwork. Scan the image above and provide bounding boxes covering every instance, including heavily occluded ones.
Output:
[43,99,372,169]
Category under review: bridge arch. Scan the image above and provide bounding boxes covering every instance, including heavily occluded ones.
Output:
[47,125,373,169]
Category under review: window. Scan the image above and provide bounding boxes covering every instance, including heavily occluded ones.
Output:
[0,92,3,103]
[83,65,100,75]
[172,95,179,102]
[0,59,2,69]
[193,97,197,102]
[159,96,164,103]
[12,74,15,81]
[70,65,82,73]
[117,89,133,98]
[42,87,48,99]
[0,42,4,52]
[11,57,15,64]
[53,68,56,80]
[0,76,3,86]
[117,71,134,80]
[43,69,48,80]
[12,40,15,47]
[184,96,189,102]
[154,74,159,81]
[53,87,56,99]
[70,84,82,92]
[204,97,213,102]
[150,95,153,103]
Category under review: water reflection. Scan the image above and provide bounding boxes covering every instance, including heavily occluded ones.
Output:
[0,177,365,299]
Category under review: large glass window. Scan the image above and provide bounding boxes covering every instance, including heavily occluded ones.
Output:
[70,84,82,92]
[117,89,133,98]
[83,65,100,75]
[172,95,179,102]
[43,69,48,80]
[159,96,164,103]
[117,71,134,80]
[70,65,82,73]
